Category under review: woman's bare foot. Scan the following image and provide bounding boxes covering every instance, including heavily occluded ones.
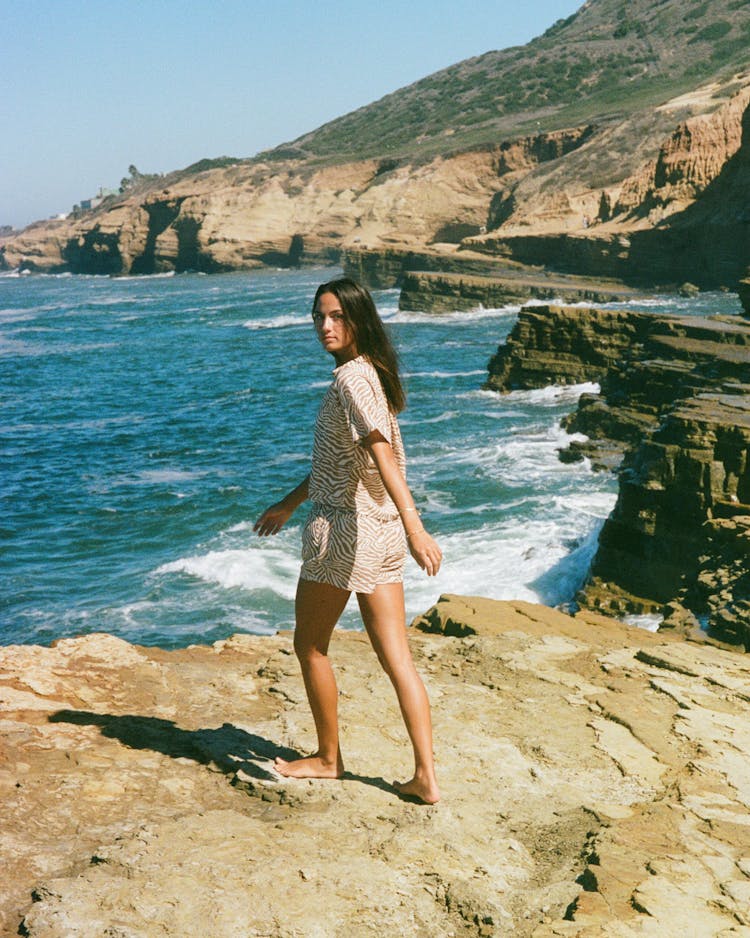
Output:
[393,773,441,805]
[273,752,344,779]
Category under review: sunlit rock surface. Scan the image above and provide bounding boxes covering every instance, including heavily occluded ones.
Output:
[2,599,749,936]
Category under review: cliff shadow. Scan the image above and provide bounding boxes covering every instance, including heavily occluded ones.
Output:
[258,233,305,268]
[62,229,124,275]
[130,199,184,275]
[627,101,750,289]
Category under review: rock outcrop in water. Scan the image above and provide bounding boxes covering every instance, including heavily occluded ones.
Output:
[397,270,640,313]
[2,600,750,936]
[487,304,750,646]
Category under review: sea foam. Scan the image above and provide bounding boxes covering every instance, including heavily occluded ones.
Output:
[391,306,519,325]
[157,542,300,601]
[401,509,610,619]
[242,314,308,330]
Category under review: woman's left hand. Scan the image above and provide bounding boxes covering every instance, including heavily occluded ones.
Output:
[407,529,442,577]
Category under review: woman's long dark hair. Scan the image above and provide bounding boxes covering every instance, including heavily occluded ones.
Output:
[313,277,405,413]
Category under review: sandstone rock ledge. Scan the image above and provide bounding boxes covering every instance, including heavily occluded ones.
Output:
[2,600,750,937]
[398,271,640,314]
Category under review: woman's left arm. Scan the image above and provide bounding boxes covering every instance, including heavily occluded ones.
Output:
[365,430,442,577]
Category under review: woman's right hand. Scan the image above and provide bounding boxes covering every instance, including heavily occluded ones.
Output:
[407,529,442,577]
[254,476,309,537]
[254,501,294,536]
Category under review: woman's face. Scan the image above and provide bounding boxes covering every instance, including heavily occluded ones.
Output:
[313,292,357,363]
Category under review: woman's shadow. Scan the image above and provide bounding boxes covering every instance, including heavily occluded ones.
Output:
[49,710,396,795]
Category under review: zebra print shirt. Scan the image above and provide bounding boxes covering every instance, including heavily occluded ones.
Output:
[308,355,406,522]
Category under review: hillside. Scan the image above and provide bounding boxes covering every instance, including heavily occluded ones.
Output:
[2,0,750,288]
[280,0,750,163]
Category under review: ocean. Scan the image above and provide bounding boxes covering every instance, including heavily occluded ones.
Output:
[2,267,739,648]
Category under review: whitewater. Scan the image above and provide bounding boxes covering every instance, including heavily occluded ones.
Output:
[3,266,733,647]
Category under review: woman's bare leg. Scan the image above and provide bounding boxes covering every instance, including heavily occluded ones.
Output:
[274,578,350,779]
[357,582,440,804]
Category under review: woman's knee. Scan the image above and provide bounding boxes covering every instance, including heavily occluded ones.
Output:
[293,627,329,663]
[376,647,416,682]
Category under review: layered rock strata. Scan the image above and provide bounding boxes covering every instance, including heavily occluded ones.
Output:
[3,599,750,936]
[487,304,750,644]
[466,84,750,291]
[0,130,589,277]
[341,245,533,290]
[398,271,640,313]
[586,391,750,641]
[486,305,655,394]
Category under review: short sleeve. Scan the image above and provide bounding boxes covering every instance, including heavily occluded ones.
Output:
[335,367,391,445]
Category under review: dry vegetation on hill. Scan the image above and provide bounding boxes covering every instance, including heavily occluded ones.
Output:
[281,0,750,164]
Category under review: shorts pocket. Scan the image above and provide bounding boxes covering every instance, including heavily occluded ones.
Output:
[301,514,330,564]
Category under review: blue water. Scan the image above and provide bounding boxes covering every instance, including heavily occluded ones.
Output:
[2,268,739,648]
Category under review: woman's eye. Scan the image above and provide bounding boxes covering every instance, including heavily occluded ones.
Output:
[313,312,345,324]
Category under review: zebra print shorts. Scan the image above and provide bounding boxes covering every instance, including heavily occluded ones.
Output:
[300,505,407,594]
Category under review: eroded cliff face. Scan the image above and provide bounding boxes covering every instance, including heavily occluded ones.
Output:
[464,81,750,288]
[481,83,750,235]
[609,84,750,224]
[587,391,750,623]
[3,75,749,293]
[3,126,600,277]
[0,148,512,275]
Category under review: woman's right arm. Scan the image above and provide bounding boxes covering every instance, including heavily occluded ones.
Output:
[253,474,310,536]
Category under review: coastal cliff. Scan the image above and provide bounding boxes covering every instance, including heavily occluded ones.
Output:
[3,599,750,936]
[0,133,592,278]
[464,84,750,290]
[3,0,750,300]
[487,304,750,644]
[5,87,749,292]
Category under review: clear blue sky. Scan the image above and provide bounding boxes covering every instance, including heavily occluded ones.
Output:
[1,0,581,229]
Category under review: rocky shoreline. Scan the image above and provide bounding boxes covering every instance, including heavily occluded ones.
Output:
[3,598,750,936]
[486,303,750,646]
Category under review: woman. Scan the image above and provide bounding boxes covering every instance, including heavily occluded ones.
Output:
[254,277,442,805]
